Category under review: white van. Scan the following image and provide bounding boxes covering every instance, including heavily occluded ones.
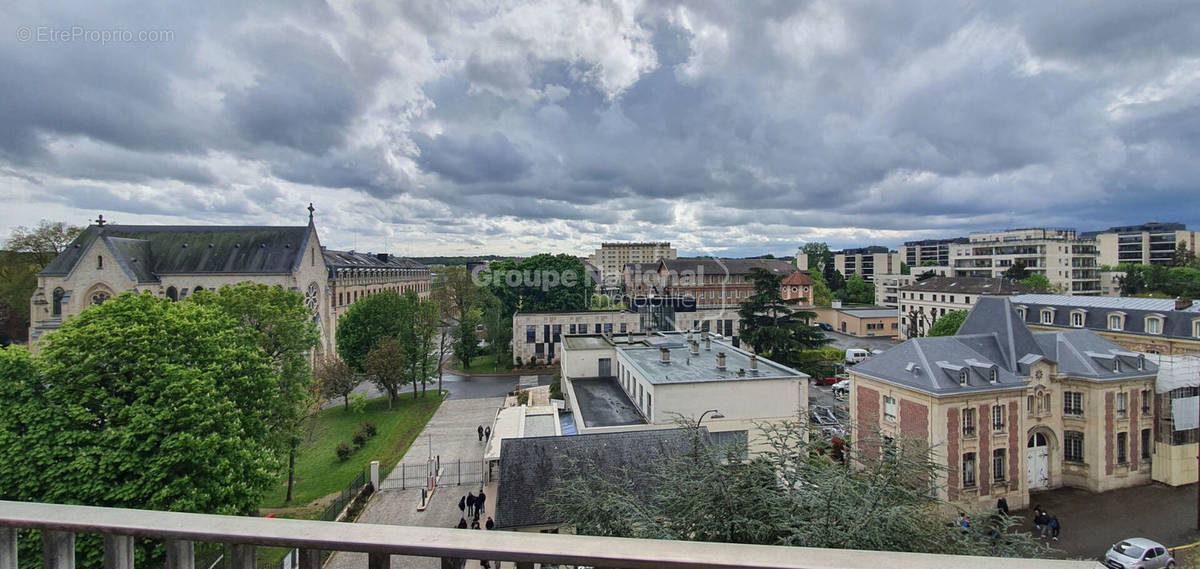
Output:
[845,349,870,365]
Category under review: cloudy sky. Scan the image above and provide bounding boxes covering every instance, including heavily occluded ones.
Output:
[3,1,1199,258]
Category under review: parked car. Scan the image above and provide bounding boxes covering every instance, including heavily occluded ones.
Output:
[1104,538,1174,569]
[845,348,870,365]
[814,374,845,386]
[817,322,834,331]
[810,405,839,427]
[831,379,850,399]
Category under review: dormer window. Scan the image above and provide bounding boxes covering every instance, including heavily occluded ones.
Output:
[1138,354,1145,370]
[1040,309,1055,324]
[1071,310,1085,328]
[1113,359,1120,373]
[1194,319,1200,338]
[989,368,999,383]
[1108,313,1125,331]
[1016,307,1027,320]
[959,369,968,385]
[1145,315,1164,335]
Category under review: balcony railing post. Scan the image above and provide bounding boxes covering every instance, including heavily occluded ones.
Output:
[103,535,134,569]
[367,552,390,569]
[165,539,193,569]
[41,530,74,569]
[297,549,322,569]
[230,544,255,569]
[1,527,16,569]
[438,558,461,569]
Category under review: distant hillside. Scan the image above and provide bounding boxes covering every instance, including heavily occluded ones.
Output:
[411,255,517,266]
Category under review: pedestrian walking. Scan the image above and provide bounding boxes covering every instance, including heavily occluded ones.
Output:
[458,495,466,516]
[456,518,468,529]
[466,492,476,518]
[486,517,495,530]
[996,497,1009,516]
[1032,505,1043,533]
[476,489,486,516]
[477,425,484,442]
[485,426,492,440]
[1037,511,1051,539]
[1049,515,1060,541]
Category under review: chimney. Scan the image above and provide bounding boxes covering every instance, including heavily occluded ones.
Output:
[660,347,671,364]
[376,253,389,262]
[716,352,726,370]
[1176,297,1193,310]
[690,340,699,355]
[749,354,758,371]
[704,336,712,351]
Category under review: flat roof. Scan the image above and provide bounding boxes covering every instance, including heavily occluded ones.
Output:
[562,336,614,350]
[837,308,897,318]
[570,377,647,428]
[620,334,806,385]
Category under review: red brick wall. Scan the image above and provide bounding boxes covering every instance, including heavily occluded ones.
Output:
[947,407,960,501]
[978,404,991,495]
[899,399,928,443]
[857,386,880,460]
[1105,391,1115,475]
[1130,391,1140,470]
[1008,401,1020,483]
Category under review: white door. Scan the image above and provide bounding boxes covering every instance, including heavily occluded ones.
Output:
[1026,433,1049,489]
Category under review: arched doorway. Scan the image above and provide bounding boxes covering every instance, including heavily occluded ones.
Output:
[1026,432,1050,489]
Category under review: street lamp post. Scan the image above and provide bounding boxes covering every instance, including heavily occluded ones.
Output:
[697,409,725,429]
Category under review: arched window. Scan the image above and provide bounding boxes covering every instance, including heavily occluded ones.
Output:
[91,291,109,305]
[194,286,204,293]
[166,286,178,301]
[1145,316,1163,335]
[52,288,65,316]
[959,369,968,385]
[97,255,103,269]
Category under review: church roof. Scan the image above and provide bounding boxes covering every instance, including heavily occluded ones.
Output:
[41,224,313,280]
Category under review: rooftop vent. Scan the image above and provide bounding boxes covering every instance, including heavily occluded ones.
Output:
[660,347,671,364]
[377,253,390,262]
[690,340,699,355]
[716,352,726,370]
[749,354,758,371]
[1177,297,1193,310]
[704,336,711,351]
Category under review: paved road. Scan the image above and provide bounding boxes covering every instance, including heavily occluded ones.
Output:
[326,373,552,409]
[1016,483,1200,560]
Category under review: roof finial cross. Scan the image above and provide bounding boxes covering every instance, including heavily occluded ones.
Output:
[307,203,315,223]
[95,214,106,227]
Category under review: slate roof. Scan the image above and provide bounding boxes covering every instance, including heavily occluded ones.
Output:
[1008,294,1200,341]
[782,272,814,286]
[852,297,1157,396]
[900,276,1034,295]
[660,258,797,276]
[41,224,312,279]
[495,429,703,529]
[323,250,428,277]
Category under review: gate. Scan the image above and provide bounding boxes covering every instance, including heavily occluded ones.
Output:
[378,457,486,491]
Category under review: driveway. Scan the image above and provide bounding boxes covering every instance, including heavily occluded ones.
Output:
[326,373,552,408]
[821,330,898,352]
[1016,483,1200,560]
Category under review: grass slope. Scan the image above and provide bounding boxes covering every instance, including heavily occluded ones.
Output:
[451,354,514,374]
[262,392,444,511]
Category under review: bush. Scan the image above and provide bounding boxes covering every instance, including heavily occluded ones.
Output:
[516,356,523,367]
[352,431,368,448]
[349,393,368,414]
[529,356,538,368]
[549,372,563,400]
[361,421,377,437]
[336,443,353,461]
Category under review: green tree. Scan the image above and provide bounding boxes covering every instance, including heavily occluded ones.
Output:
[1,221,84,340]
[921,260,940,267]
[453,308,483,369]
[412,295,442,398]
[738,268,830,359]
[809,271,834,307]
[1019,273,1052,293]
[541,418,1047,557]
[0,294,283,566]
[5,220,84,267]
[364,337,407,409]
[1002,261,1030,281]
[843,273,874,304]
[432,266,477,319]
[929,310,969,337]
[800,242,832,272]
[190,282,320,504]
[1174,242,1196,268]
[825,268,846,294]
[336,290,408,371]
[900,262,911,275]
[479,253,595,313]
[315,354,360,411]
[480,286,513,363]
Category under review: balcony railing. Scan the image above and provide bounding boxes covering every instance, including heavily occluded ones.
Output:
[0,500,1098,569]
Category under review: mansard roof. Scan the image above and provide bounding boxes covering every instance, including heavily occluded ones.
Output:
[40,224,313,279]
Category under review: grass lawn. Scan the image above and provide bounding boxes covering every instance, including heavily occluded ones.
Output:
[260,392,444,513]
[451,353,514,374]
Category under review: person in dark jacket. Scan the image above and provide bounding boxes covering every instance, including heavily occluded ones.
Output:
[456,518,468,529]
[477,425,484,441]
[458,495,466,516]
[996,497,1009,516]
[471,518,481,529]
[485,517,495,530]
[1049,515,1061,540]
[1036,511,1051,538]
[485,426,492,440]
[1032,505,1043,532]
[476,489,486,516]
[466,492,476,518]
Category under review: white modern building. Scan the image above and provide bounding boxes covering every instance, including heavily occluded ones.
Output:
[949,228,1100,295]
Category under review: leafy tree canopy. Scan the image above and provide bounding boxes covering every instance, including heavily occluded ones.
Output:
[928,310,969,337]
[1018,273,1051,293]
[1002,262,1030,281]
[478,254,595,314]
[453,308,483,369]
[799,242,832,273]
[336,290,410,371]
[809,271,834,307]
[738,268,830,359]
[843,273,874,304]
[1119,263,1200,298]
[4,220,84,267]
[900,262,911,275]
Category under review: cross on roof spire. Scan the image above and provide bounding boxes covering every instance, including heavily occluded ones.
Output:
[307,203,315,223]
[95,214,106,227]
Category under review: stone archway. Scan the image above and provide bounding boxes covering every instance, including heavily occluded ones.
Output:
[1025,426,1059,491]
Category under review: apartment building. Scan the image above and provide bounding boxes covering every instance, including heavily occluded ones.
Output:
[873,267,952,308]
[897,277,1034,339]
[834,246,902,281]
[949,228,1100,296]
[851,297,1158,511]
[588,242,676,290]
[1091,222,1199,267]
[900,237,969,267]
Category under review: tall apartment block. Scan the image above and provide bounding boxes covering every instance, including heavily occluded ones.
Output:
[1090,222,1199,267]
[899,237,969,267]
[949,228,1100,295]
[588,241,676,290]
[834,246,901,281]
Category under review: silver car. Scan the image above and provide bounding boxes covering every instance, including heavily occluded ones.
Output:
[1104,538,1174,569]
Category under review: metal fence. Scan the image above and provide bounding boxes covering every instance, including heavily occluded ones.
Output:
[379,457,485,491]
[321,469,368,522]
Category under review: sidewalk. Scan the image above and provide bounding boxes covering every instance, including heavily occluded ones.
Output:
[326,397,504,569]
